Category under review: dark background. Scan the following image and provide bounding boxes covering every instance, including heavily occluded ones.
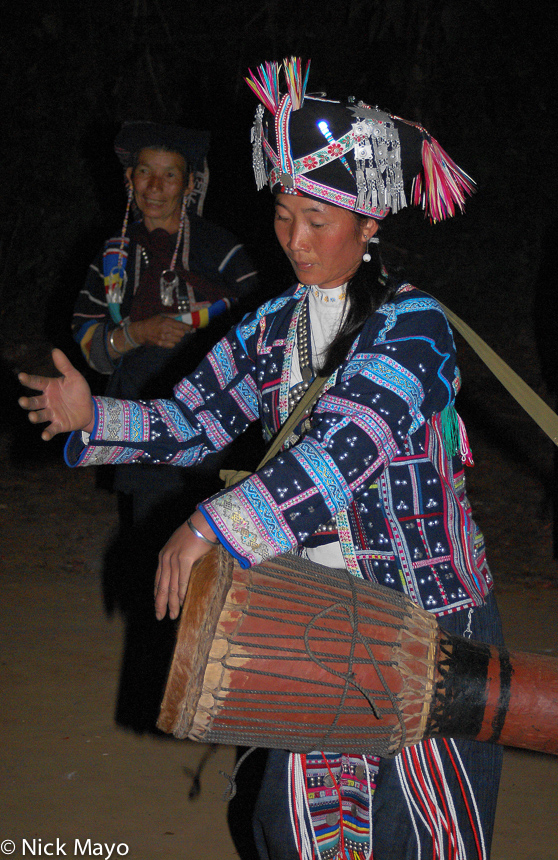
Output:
[1,0,556,379]
[1,0,557,547]
[1,8,556,853]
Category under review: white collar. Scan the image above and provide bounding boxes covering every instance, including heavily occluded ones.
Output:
[309,283,347,304]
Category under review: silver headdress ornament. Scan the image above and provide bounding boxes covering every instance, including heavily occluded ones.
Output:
[251,104,267,191]
[349,105,406,215]
[245,58,476,222]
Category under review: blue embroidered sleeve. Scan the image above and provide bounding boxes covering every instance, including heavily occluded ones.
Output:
[199,297,458,566]
[65,286,302,469]
[64,320,263,469]
[66,289,459,574]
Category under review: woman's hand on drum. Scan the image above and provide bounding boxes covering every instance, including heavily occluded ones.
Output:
[18,349,96,440]
[154,511,219,620]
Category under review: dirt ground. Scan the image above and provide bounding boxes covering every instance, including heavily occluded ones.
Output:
[2,341,558,860]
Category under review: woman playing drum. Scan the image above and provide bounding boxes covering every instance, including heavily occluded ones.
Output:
[19,59,503,860]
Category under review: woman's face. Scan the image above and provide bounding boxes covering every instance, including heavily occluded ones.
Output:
[125,148,193,233]
[274,194,378,289]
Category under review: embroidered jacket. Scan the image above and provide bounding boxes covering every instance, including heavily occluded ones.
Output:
[65,283,492,617]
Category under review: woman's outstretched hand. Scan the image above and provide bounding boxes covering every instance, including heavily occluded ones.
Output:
[154,511,219,621]
[18,348,95,441]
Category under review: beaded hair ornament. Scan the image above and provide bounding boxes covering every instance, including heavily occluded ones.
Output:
[246,58,475,223]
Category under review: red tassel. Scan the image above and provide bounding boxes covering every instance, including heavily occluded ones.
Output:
[412,136,476,223]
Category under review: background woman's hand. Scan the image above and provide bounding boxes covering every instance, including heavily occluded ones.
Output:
[18,348,95,441]
[154,511,219,620]
[134,314,193,349]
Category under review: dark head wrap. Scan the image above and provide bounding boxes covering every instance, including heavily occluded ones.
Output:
[114,121,210,173]
[246,59,475,222]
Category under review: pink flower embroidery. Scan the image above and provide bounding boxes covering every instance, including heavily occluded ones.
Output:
[327,143,343,157]
[302,156,318,169]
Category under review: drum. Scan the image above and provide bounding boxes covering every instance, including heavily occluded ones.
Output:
[158,546,558,756]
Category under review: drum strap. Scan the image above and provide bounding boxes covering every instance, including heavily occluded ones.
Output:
[440,301,558,447]
[258,374,330,464]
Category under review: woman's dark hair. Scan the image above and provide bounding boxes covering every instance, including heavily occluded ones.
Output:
[319,216,399,377]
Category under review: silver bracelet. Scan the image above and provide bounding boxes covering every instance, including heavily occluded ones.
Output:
[186,517,219,545]
[108,328,126,356]
[122,320,140,349]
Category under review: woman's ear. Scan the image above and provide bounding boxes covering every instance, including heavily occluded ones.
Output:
[361,218,379,242]
[125,166,133,189]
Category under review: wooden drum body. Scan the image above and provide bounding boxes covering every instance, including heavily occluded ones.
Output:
[158,547,558,757]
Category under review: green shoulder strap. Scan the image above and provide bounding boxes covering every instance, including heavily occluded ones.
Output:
[223,298,558,491]
[440,302,558,447]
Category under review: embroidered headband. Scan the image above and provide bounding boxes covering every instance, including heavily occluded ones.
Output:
[246,58,475,222]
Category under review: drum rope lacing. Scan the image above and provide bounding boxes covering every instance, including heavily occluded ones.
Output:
[220,746,258,801]
[302,565,407,753]
[212,562,410,757]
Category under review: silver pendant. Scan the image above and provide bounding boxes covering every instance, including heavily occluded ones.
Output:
[279,172,295,188]
[160,270,179,307]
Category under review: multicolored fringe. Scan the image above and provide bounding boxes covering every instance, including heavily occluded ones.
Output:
[245,57,310,114]
[245,61,281,113]
[396,739,487,860]
[288,752,379,860]
[438,405,474,466]
[410,134,476,223]
[289,739,487,859]
[282,56,311,110]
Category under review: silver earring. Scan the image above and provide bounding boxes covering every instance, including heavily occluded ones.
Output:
[363,234,379,262]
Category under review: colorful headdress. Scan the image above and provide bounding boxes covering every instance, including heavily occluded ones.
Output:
[246,59,475,222]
